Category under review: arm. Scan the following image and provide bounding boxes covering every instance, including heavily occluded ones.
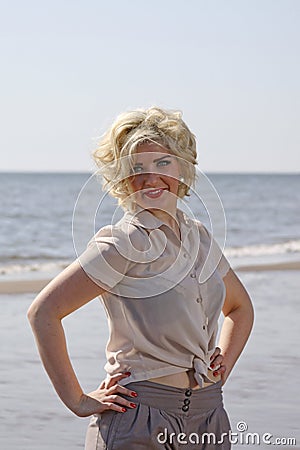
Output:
[27,260,137,416]
[216,268,254,384]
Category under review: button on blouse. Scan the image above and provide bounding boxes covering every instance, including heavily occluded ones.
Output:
[78,207,230,387]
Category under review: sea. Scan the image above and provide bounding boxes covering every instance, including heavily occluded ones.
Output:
[1,172,300,277]
[0,172,299,449]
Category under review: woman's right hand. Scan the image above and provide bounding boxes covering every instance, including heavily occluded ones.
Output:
[73,372,138,417]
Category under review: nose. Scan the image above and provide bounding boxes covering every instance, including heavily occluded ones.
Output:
[143,171,161,186]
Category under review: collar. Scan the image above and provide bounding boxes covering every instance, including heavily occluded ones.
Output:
[123,206,164,230]
[121,205,193,235]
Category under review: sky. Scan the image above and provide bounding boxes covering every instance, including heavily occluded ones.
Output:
[1,0,299,173]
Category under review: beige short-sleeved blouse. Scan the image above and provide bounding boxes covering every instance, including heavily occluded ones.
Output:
[78,207,230,387]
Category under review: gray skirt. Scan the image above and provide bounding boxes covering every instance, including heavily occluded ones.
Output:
[84,380,231,450]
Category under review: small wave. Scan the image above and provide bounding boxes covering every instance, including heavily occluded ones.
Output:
[0,254,69,261]
[0,260,71,276]
[225,240,300,257]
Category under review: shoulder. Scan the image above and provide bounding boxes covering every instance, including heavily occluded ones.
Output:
[190,218,230,279]
[188,217,210,240]
[91,218,150,253]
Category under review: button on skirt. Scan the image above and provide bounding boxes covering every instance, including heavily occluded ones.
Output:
[84,379,231,449]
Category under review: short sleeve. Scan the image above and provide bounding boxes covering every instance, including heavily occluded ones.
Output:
[77,225,135,289]
[198,222,231,280]
[217,252,231,278]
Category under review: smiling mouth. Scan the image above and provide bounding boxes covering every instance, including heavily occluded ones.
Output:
[143,188,167,199]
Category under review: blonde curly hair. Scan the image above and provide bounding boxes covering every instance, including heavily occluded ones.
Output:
[93,106,197,209]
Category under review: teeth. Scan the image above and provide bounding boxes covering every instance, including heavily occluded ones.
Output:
[146,189,163,196]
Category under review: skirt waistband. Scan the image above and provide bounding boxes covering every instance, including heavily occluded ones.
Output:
[123,380,223,415]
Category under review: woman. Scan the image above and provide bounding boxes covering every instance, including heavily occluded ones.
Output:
[28,107,254,449]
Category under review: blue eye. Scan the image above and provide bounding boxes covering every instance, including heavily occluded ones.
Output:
[157,160,171,167]
[132,166,143,173]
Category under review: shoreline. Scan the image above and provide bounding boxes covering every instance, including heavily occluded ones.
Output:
[0,260,300,295]
[234,260,300,272]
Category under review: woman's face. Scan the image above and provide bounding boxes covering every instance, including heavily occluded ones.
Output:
[128,142,180,215]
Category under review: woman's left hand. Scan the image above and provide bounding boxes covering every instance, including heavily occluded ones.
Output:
[210,347,227,384]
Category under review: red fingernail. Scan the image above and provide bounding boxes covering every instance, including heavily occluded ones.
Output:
[124,371,131,376]
[210,363,215,368]
[131,391,138,397]
[213,371,218,377]
[130,403,137,408]
[122,408,127,412]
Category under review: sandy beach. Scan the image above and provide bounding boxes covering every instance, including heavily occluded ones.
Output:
[0,267,299,450]
[0,278,51,295]
[0,260,300,295]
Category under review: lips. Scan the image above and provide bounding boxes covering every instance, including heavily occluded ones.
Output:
[143,188,167,199]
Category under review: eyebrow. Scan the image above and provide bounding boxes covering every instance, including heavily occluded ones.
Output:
[133,155,172,166]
